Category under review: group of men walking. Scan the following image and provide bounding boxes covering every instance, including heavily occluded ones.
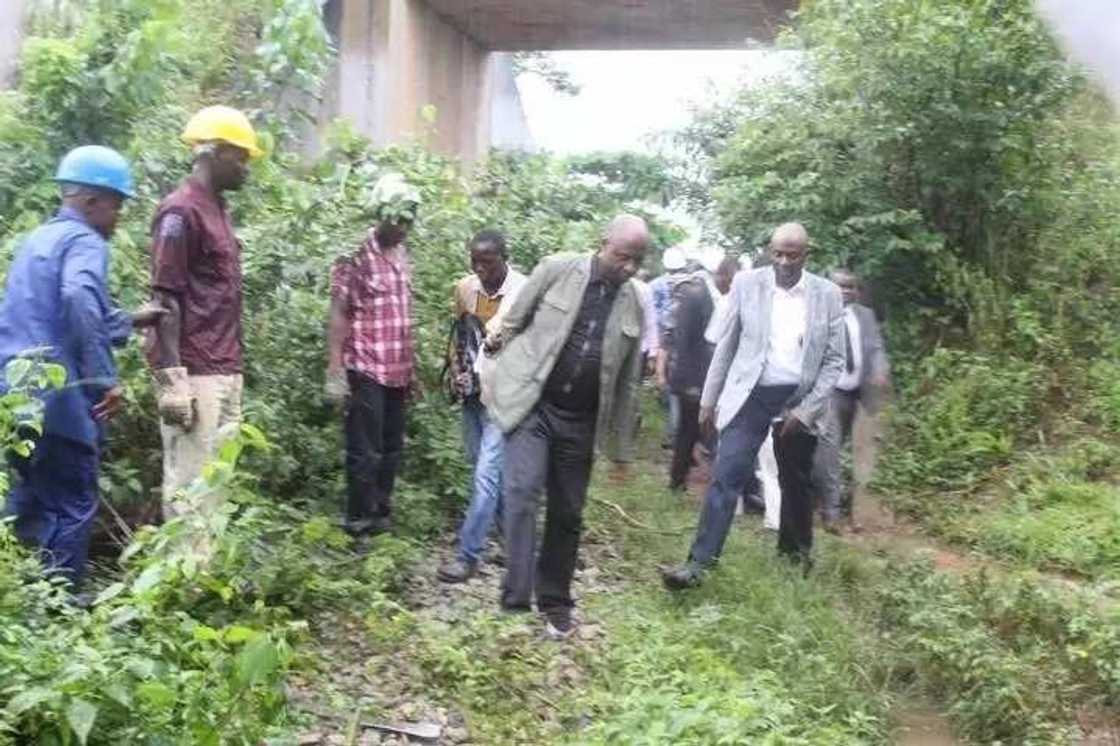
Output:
[0,106,888,638]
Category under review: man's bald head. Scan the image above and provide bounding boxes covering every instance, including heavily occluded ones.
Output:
[771,222,809,247]
[598,214,650,285]
[769,222,810,289]
[602,214,651,247]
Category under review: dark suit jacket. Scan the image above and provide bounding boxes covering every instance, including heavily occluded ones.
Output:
[665,275,715,397]
[846,302,890,399]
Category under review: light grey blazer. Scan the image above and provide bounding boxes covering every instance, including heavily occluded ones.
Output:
[700,267,845,432]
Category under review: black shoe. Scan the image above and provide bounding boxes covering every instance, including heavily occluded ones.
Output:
[740,493,766,514]
[437,557,477,584]
[343,517,375,537]
[661,561,702,591]
[542,607,577,641]
[779,550,813,577]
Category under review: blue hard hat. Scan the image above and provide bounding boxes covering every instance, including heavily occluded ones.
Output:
[54,145,135,199]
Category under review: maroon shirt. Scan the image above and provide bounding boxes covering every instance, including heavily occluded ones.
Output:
[149,178,243,375]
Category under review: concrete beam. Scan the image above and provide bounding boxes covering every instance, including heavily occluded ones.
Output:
[0,0,30,86]
[423,0,797,50]
[327,0,495,160]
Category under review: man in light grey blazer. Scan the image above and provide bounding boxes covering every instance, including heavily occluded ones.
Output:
[815,269,890,534]
[662,223,845,586]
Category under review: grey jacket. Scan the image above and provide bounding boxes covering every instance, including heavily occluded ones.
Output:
[701,267,845,432]
[484,253,644,462]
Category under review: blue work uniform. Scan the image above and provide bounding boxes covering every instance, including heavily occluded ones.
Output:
[0,206,131,587]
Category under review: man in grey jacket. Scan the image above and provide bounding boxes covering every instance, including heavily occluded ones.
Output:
[484,215,648,639]
[815,269,890,534]
[662,223,845,586]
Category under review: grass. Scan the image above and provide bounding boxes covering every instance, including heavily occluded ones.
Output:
[885,430,1120,581]
[391,392,897,744]
[311,393,1120,744]
[567,469,891,745]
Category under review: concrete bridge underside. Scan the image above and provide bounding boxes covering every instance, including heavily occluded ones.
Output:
[327,0,797,159]
[425,0,797,50]
[1,0,797,159]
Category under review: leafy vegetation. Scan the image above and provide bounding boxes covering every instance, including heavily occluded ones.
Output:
[0,1,684,744]
[3,0,1120,743]
[876,559,1120,744]
[675,0,1120,583]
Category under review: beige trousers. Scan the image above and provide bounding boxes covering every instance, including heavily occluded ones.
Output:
[160,374,243,517]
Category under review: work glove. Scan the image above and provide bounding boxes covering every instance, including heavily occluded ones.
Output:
[155,366,195,430]
[324,369,350,407]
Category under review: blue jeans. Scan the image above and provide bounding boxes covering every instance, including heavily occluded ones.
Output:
[6,434,100,588]
[462,397,485,469]
[458,407,506,563]
[689,385,797,565]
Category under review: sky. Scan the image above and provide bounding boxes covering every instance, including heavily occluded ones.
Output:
[516,50,798,155]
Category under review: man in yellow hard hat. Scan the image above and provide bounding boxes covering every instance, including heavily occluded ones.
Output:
[146,105,262,518]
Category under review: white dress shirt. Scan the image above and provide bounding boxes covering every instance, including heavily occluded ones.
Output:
[633,278,659,356]
[705,293,731,345]
[758,273,808,386]
[835,306,863,392]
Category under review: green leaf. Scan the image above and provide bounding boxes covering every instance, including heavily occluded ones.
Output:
[131,563,164,594]
[136,681,176,710]
[92,582,125,606]
[44,363,66,389]
[192,624,221,642]
[103,684,132,709]
[236,636,280,687]
[223,625,259,644]
[5,358,31,387]
[65,698,98,745]
[6,686,54,715]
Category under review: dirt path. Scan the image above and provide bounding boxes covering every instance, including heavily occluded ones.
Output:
[286,530,620,745]
[283,445,973,745]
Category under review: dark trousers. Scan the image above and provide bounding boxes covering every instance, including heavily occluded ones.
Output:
[7,434,100,588]
[345,371,406,525]
[775,422,818,560]
[501,401,595,612]
[670,394,701,488]
[813,388,860,521]
[689,385,819,564]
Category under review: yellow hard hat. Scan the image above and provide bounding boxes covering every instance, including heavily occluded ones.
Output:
[181,106,263,159]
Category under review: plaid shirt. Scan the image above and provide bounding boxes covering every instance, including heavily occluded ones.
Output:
[330,234,414,388]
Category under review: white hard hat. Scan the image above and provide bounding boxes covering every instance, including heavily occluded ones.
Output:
[699,247,726,274]
[662,247,687,271]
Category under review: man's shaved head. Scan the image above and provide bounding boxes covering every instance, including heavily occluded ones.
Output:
[769,222,810,289]
[598,214,650,285]
[771,222,809,247]
[602,214,651,247]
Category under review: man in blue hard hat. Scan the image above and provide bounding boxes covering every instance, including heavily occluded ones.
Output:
[0,145,163,589]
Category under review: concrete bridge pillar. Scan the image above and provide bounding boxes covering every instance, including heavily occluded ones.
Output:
[324,0,495,160]
[0,0,30,86]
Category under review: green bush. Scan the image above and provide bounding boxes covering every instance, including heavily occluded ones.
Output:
[876,559,1120,743]
[876,349,1045,502]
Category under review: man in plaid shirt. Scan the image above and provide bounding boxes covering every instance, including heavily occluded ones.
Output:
[326,174,420,537]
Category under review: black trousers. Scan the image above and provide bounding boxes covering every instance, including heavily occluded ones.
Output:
[345,371,406,523]
[501,401,596,612]
[670,394,701,489]
[774,424,818,561]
